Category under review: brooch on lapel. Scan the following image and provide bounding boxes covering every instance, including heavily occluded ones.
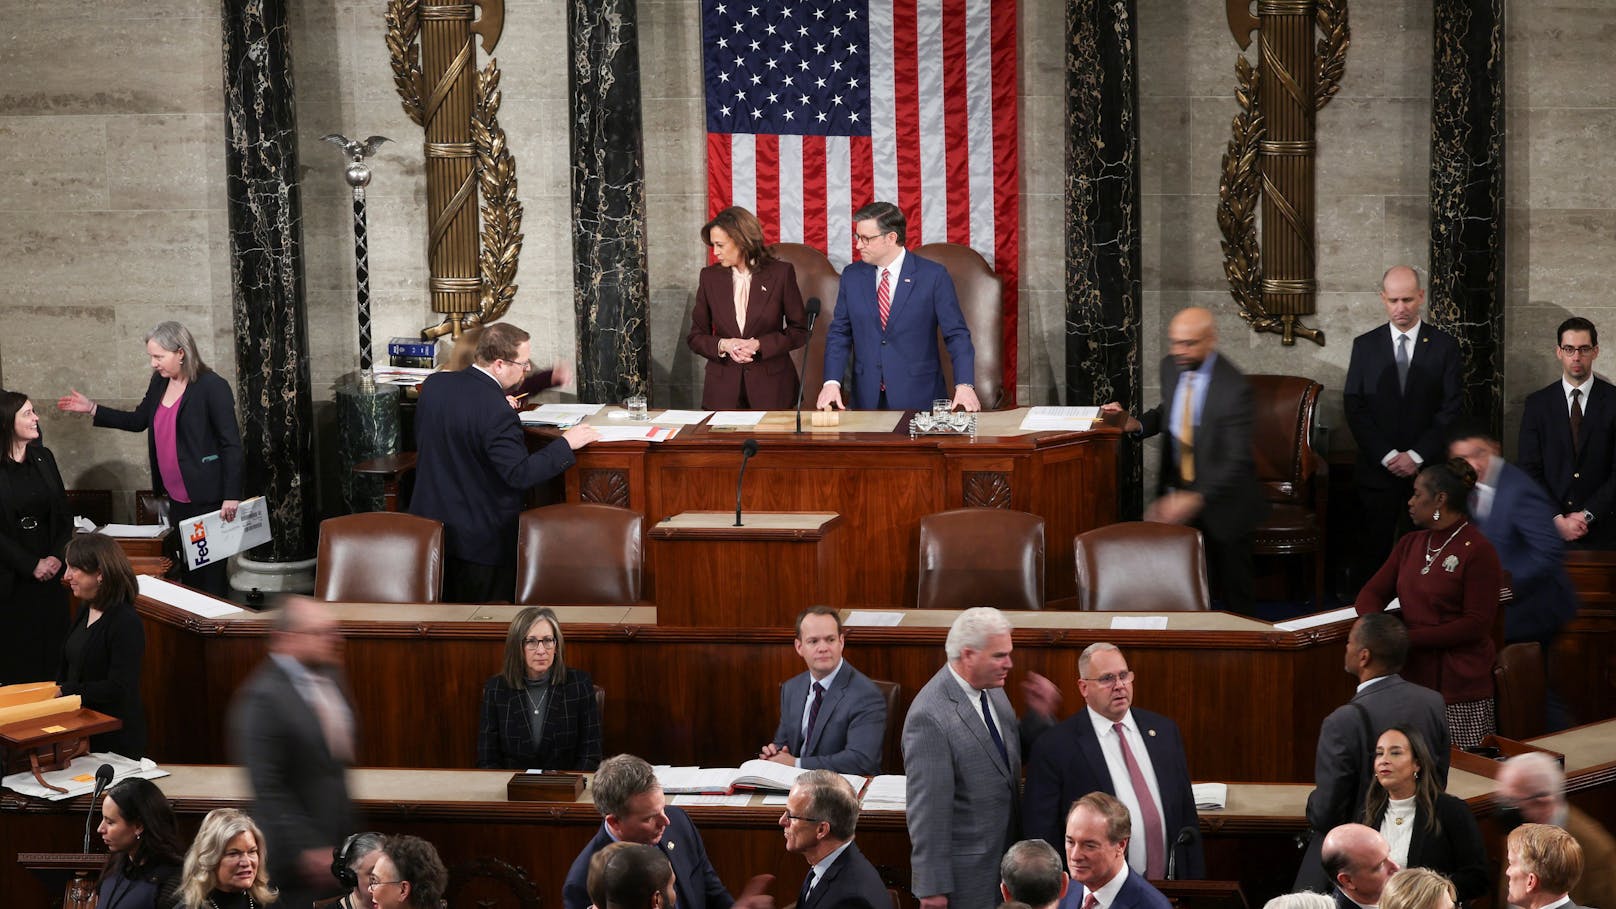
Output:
[760,285,767,292]
[1148,729,1157,737]
[1442,555,1459,573]
[666,840,676,851]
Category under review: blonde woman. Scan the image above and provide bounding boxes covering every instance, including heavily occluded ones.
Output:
[173,808,277,909]
[1381,868,1457,909]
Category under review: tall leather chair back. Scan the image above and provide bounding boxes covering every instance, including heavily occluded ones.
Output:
[771,242,842,403]
[1493,642,1547,740]
[870,678,903,774]
[912,242,1003,409]
[1073,522,1210,612]
[917,508,1045,611]
[516,503,643,604]
[1250,375,1324,505]
[315,512,445,603]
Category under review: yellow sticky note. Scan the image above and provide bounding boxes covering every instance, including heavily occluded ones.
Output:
[71,773,94,782]
[41,725,68,734]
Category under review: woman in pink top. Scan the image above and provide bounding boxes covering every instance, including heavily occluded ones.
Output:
[59,322,243,599]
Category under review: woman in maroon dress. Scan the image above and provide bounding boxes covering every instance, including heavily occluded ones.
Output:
[686,206,809,410]
[1355,457,1502,748]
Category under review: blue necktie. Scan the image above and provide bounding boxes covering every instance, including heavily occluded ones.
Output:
[799,869,815,908]
[979,690,1009,768]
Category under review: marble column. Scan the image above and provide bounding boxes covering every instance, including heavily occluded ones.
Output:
[569,0,651,405]
[1429,0,1505,432]
[222,0,318,566]
[1066,0,1143,517]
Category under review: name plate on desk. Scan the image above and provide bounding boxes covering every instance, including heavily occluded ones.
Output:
[507,771,585,802]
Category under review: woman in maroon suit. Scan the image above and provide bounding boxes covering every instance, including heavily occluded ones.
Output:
[686,206,809,409]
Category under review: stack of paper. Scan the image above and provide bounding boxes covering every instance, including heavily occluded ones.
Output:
[709,411,765,427]
[860,774,907,811]
[1018,406,1101,431]
[1192,782,1228,810]
[3,753,168,801]
[519,403,606,427]
[137,575,242,618]
[593,425,678,443]
[93,524,169,538]
[653,762,865,795]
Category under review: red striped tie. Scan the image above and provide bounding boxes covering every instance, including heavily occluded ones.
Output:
[877,268,892,330]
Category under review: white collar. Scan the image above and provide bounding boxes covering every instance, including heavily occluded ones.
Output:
[1389,322,1422,344]
[1082,862,1132,909]
[1087,706,1136,739]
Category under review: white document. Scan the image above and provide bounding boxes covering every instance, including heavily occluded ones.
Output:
[1192,782,1229,810]
[178,497,271,572]
[1019,406,1102,431]
[1272,605,1358,632]
[137,575,242,617]
[1109,616,1169,630]
[652,410,713,425]
[672,794,755,807]
[592,425,678,443]
[860,774,907,810]
[2,753,168,801]
[709,411,765,427]
[843,610,905,627]
[94,523,168,538]
[520,402,606,426]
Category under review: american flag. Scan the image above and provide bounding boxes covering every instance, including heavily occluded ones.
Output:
[702,0,1019,401]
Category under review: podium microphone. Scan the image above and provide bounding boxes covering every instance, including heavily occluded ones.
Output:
[793,297,823,434]
[82,763,115,853]
[1166,825,1198,880]
[734,439,759,527]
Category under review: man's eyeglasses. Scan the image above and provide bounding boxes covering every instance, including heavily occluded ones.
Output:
[1081,670,1134,689]
[523,636,559,651]
[507,358,534,373]
[1560,345,1596,356]
[853,232,886,245]
[782,811,824,825]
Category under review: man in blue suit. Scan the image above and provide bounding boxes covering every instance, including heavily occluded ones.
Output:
[1024,643,1204,881]
[759,606,887,776]
[1057,793,1172,909]
[816,201,979,412]
[410,323,598,603]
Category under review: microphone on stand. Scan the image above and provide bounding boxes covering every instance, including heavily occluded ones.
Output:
[793,297,823,434]
[1165,825,1198,880]
[82,763,115,853]
[734,439,759,527]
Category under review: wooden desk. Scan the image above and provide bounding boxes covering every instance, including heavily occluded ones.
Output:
[536,409,1122,608]
[135,596,1355,782]
[650,512,845,625]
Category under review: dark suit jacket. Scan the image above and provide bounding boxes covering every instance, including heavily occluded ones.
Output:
[1023,708,1205,880]
[476,669,602,770]
[1136,353,1266,541]
[801,841,890,909]
[410,366,577,566]
[57,599,146,758]
[229,657,354,900]
[1057,869,1173,909]
[1477,459,1579,642]
[772,661,887,776]
[1305,675,1450,834]
[1343,323,1463,489]
[1519,377,1616,544]
[688,259,810,410]
[822,251,974,411]
[93,371,243,504]
[0,443,72,603]
[1364,793,1489,903]
[562,806,733,909]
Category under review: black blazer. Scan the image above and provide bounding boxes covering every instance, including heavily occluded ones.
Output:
[1364,793,1489,904]
[0,444,72,602]
[1137,353,1267,541]
[1519,377,1616,540]
[801,841,890,909]
[1343,323,1463,489]
[409,367,577,566]
[476,669,602,770]
[93,371,243,504]
[57,599,147,758]
[562,805,733,909]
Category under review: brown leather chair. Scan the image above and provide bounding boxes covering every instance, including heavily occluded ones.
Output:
[870,678,902,774]
[314,512,445,603]
[1493,641,1547,740]
[771,242,842,403]
[1249,375,1328,606]
[515,503,643,604]
[135,489,172,527]
[1072,522,1211,612]
[913,242,1003,409]
[64,489,113,526]
[917,508,1045,611]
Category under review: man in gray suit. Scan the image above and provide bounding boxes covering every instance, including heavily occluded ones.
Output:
[903,607,1059,909]
[760,606,887,775]
[230,596,356,909]
[1298,613,1448,891]
[1506,824,1587,909]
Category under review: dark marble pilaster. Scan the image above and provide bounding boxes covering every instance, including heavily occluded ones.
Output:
[1066,0,1143,517]
[222,0,317,560]
[1429,0,1505,433]
[569,0,650,405]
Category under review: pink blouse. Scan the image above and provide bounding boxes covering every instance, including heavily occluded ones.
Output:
[152,394,191,504]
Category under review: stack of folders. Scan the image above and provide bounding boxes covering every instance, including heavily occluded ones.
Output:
[859,775,907,812]
[653,762,866,795]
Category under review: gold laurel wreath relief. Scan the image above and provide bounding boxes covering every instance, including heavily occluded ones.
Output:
[474,62,523,326]
[385,0,425,127]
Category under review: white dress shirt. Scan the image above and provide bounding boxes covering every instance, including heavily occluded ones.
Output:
[1382,321,1425,466]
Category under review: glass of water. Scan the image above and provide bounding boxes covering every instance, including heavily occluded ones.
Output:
[625,394,649,421]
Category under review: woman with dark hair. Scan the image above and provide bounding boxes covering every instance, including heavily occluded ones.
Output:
[94,777,183,909]
[476,606,602,770]
[1363,726,1488,904]
[58,321,243,599]
[0,390,72,684]
[58,533,148,757]
[1355,458,1503,747]
[686,205,810,409]
[367,834,448,909]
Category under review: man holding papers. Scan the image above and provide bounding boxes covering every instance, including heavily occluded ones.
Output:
[410,323,599,603]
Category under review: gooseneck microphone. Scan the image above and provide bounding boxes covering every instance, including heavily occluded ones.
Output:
[1166,825,1197,880]
[793,297,823,434]
[734,439,759,527]
[83,763,115,853]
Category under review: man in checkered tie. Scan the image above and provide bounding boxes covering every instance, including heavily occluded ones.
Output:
[818,201,980,413]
